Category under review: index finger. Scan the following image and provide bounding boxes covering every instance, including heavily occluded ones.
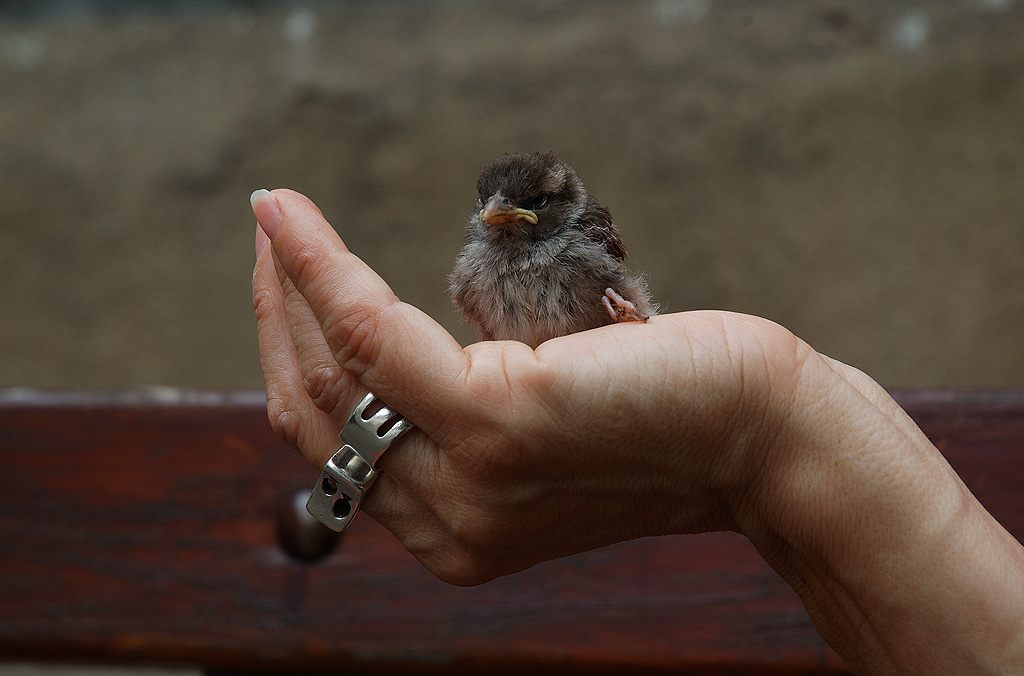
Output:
[251,188,469,432]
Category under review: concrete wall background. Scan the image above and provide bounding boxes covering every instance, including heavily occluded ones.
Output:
[1,0,1023,390]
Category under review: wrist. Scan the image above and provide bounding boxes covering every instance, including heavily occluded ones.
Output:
[734,352,1024,674]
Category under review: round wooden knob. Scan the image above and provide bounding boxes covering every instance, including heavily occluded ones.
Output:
[275,490,340,561]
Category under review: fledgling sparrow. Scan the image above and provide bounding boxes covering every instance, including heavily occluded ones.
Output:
[449,152,656,348]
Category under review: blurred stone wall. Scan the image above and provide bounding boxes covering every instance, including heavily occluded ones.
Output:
[1,0,1022,389]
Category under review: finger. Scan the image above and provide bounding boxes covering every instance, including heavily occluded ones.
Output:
[273,252,361,422]
[251,188,469,433]
[253,231,342,467]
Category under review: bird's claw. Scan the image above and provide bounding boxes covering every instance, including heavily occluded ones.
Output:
[602,288,649,323]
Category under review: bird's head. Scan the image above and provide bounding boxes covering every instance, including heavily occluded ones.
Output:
[473,152,587,239]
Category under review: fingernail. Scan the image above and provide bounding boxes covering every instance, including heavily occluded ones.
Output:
[250,189,281,239]
[255,223,270,259]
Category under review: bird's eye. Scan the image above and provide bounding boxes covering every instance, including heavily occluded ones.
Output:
[530,195,548,211]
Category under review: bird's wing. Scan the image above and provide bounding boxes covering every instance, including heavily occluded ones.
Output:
[580,199,628,261]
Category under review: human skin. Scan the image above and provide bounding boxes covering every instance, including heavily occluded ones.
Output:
[251,188,1024,675]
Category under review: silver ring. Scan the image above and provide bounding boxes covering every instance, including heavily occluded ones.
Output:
[305,392,415,532]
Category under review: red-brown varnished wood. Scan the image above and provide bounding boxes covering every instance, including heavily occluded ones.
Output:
[1,390,1022,675]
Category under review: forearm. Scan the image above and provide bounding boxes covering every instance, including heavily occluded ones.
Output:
[740,355,1024,674]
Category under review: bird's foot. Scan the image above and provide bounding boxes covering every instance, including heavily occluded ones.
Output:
[602,288,649,324]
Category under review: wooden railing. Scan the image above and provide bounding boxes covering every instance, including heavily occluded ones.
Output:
[2,390,1022,675]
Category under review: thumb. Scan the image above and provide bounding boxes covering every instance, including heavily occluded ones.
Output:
[251,188,469,434]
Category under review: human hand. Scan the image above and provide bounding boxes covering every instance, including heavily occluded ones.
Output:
[251,188,1024,674]
[250,188,811,585]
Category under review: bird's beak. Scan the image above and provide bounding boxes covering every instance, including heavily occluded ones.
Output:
[479,195,538,226]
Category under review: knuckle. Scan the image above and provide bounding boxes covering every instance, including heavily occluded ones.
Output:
[302,361,345,412]
[251,285,278,321]
[265,394,306,449]
[285,240,323,293]
[328,303,385,377]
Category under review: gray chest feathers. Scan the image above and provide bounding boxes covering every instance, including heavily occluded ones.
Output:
[450,234,650,348]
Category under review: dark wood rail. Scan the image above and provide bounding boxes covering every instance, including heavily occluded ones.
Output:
[1,390,1022,675]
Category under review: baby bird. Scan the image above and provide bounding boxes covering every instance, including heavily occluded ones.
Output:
[449,152,655,348]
